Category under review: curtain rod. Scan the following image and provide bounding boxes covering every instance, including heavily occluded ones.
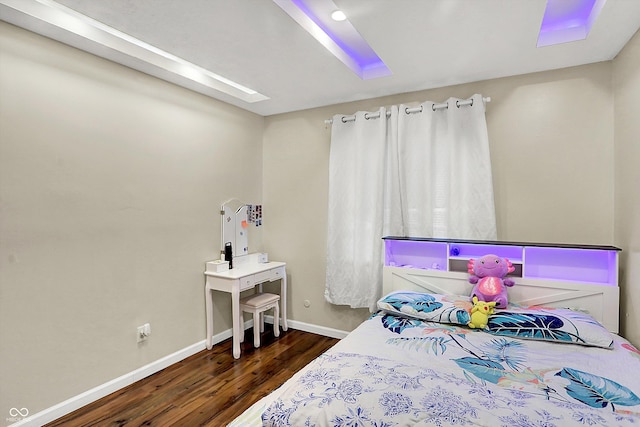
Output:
[324,96,491,125]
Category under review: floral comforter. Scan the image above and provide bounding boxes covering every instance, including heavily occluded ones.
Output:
[260,313,640,427]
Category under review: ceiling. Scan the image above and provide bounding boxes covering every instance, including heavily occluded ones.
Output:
[2,0,640,116]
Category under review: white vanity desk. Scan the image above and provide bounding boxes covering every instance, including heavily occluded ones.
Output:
[204,254,287,359]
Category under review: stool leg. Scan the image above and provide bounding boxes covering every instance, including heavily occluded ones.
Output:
[239,310,245,343]
[253,310,261,348]
[273,303,280,337]
[259,312,265,333]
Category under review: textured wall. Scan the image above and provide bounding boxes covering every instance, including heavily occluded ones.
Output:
[614,29,640,347]
[263,62,615,334]
[0,22,264,422]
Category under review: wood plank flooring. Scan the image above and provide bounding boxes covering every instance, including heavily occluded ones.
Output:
[45,328,339,426]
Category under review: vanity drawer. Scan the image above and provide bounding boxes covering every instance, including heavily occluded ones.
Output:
[239,266,285,291]
[240,276,256,291]
[254,267,285,284]
[271,267,284,281]
[252,270,269,284]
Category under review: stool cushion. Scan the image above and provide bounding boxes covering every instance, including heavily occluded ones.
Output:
[240,292,280,308]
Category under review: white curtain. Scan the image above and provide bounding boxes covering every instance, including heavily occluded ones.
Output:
[396,94,497,238]
[325,94,496,309]
[324,107,399,309]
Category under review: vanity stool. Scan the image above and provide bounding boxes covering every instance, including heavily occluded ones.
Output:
[239,292,280,348]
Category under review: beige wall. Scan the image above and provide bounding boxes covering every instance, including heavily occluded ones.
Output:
[264,62,616,334]
[0,22,264,421]
[1,18,637,425]
[614,29,640,347]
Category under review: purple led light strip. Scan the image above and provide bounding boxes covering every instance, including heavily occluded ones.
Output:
[285,0,391,79]
[538,0,606,47]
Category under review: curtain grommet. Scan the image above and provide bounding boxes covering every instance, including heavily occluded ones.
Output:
[405,106,424,115]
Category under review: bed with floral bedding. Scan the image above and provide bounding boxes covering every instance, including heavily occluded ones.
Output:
[229,291,640,427]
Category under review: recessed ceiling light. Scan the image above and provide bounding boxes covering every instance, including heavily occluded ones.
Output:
[537,0,607,47]
[274,0,391,80]
[331,10,346,22]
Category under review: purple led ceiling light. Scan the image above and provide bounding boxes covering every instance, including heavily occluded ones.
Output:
[273,0,391,80]
[537,0,607,47]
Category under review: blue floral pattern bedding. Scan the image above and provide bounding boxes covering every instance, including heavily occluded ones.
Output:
[261,313,640,427]
[377,291,472,325]
[487,306,614,348]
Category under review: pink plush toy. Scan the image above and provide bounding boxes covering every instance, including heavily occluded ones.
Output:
[468,254,515,309]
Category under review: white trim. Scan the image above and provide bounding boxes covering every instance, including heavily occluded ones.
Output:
[10,335,214,427]
[0,0,269,103]
[260,314,348,339]
[9,320,345,426]
[286,319,349,339]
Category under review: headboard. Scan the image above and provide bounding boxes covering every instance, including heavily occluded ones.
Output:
[382,237,621,333]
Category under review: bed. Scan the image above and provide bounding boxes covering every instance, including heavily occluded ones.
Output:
[229,244,640,426]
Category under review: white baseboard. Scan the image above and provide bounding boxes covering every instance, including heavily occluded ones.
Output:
[260,314,348,339]
[284,318,349,339]
[10,320,347,427]
[10,332,220,427]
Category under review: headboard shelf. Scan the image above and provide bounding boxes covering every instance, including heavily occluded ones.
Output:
[382,237,620,332]
[382,236,621,251]
[383,236,620,287]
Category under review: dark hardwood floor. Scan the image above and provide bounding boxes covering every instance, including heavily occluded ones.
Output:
[45,328,339,426]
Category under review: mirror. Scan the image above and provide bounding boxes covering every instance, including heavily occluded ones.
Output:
[221,199,249,259]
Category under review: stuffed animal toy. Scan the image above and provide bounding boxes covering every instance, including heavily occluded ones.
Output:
[468,254,515,309]
[468,296,497,329]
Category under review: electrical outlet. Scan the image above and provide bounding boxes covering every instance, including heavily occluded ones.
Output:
[137,323,151,343]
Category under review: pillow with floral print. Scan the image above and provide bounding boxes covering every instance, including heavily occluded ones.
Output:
[377,291,472,326]
[486,306,613,348]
